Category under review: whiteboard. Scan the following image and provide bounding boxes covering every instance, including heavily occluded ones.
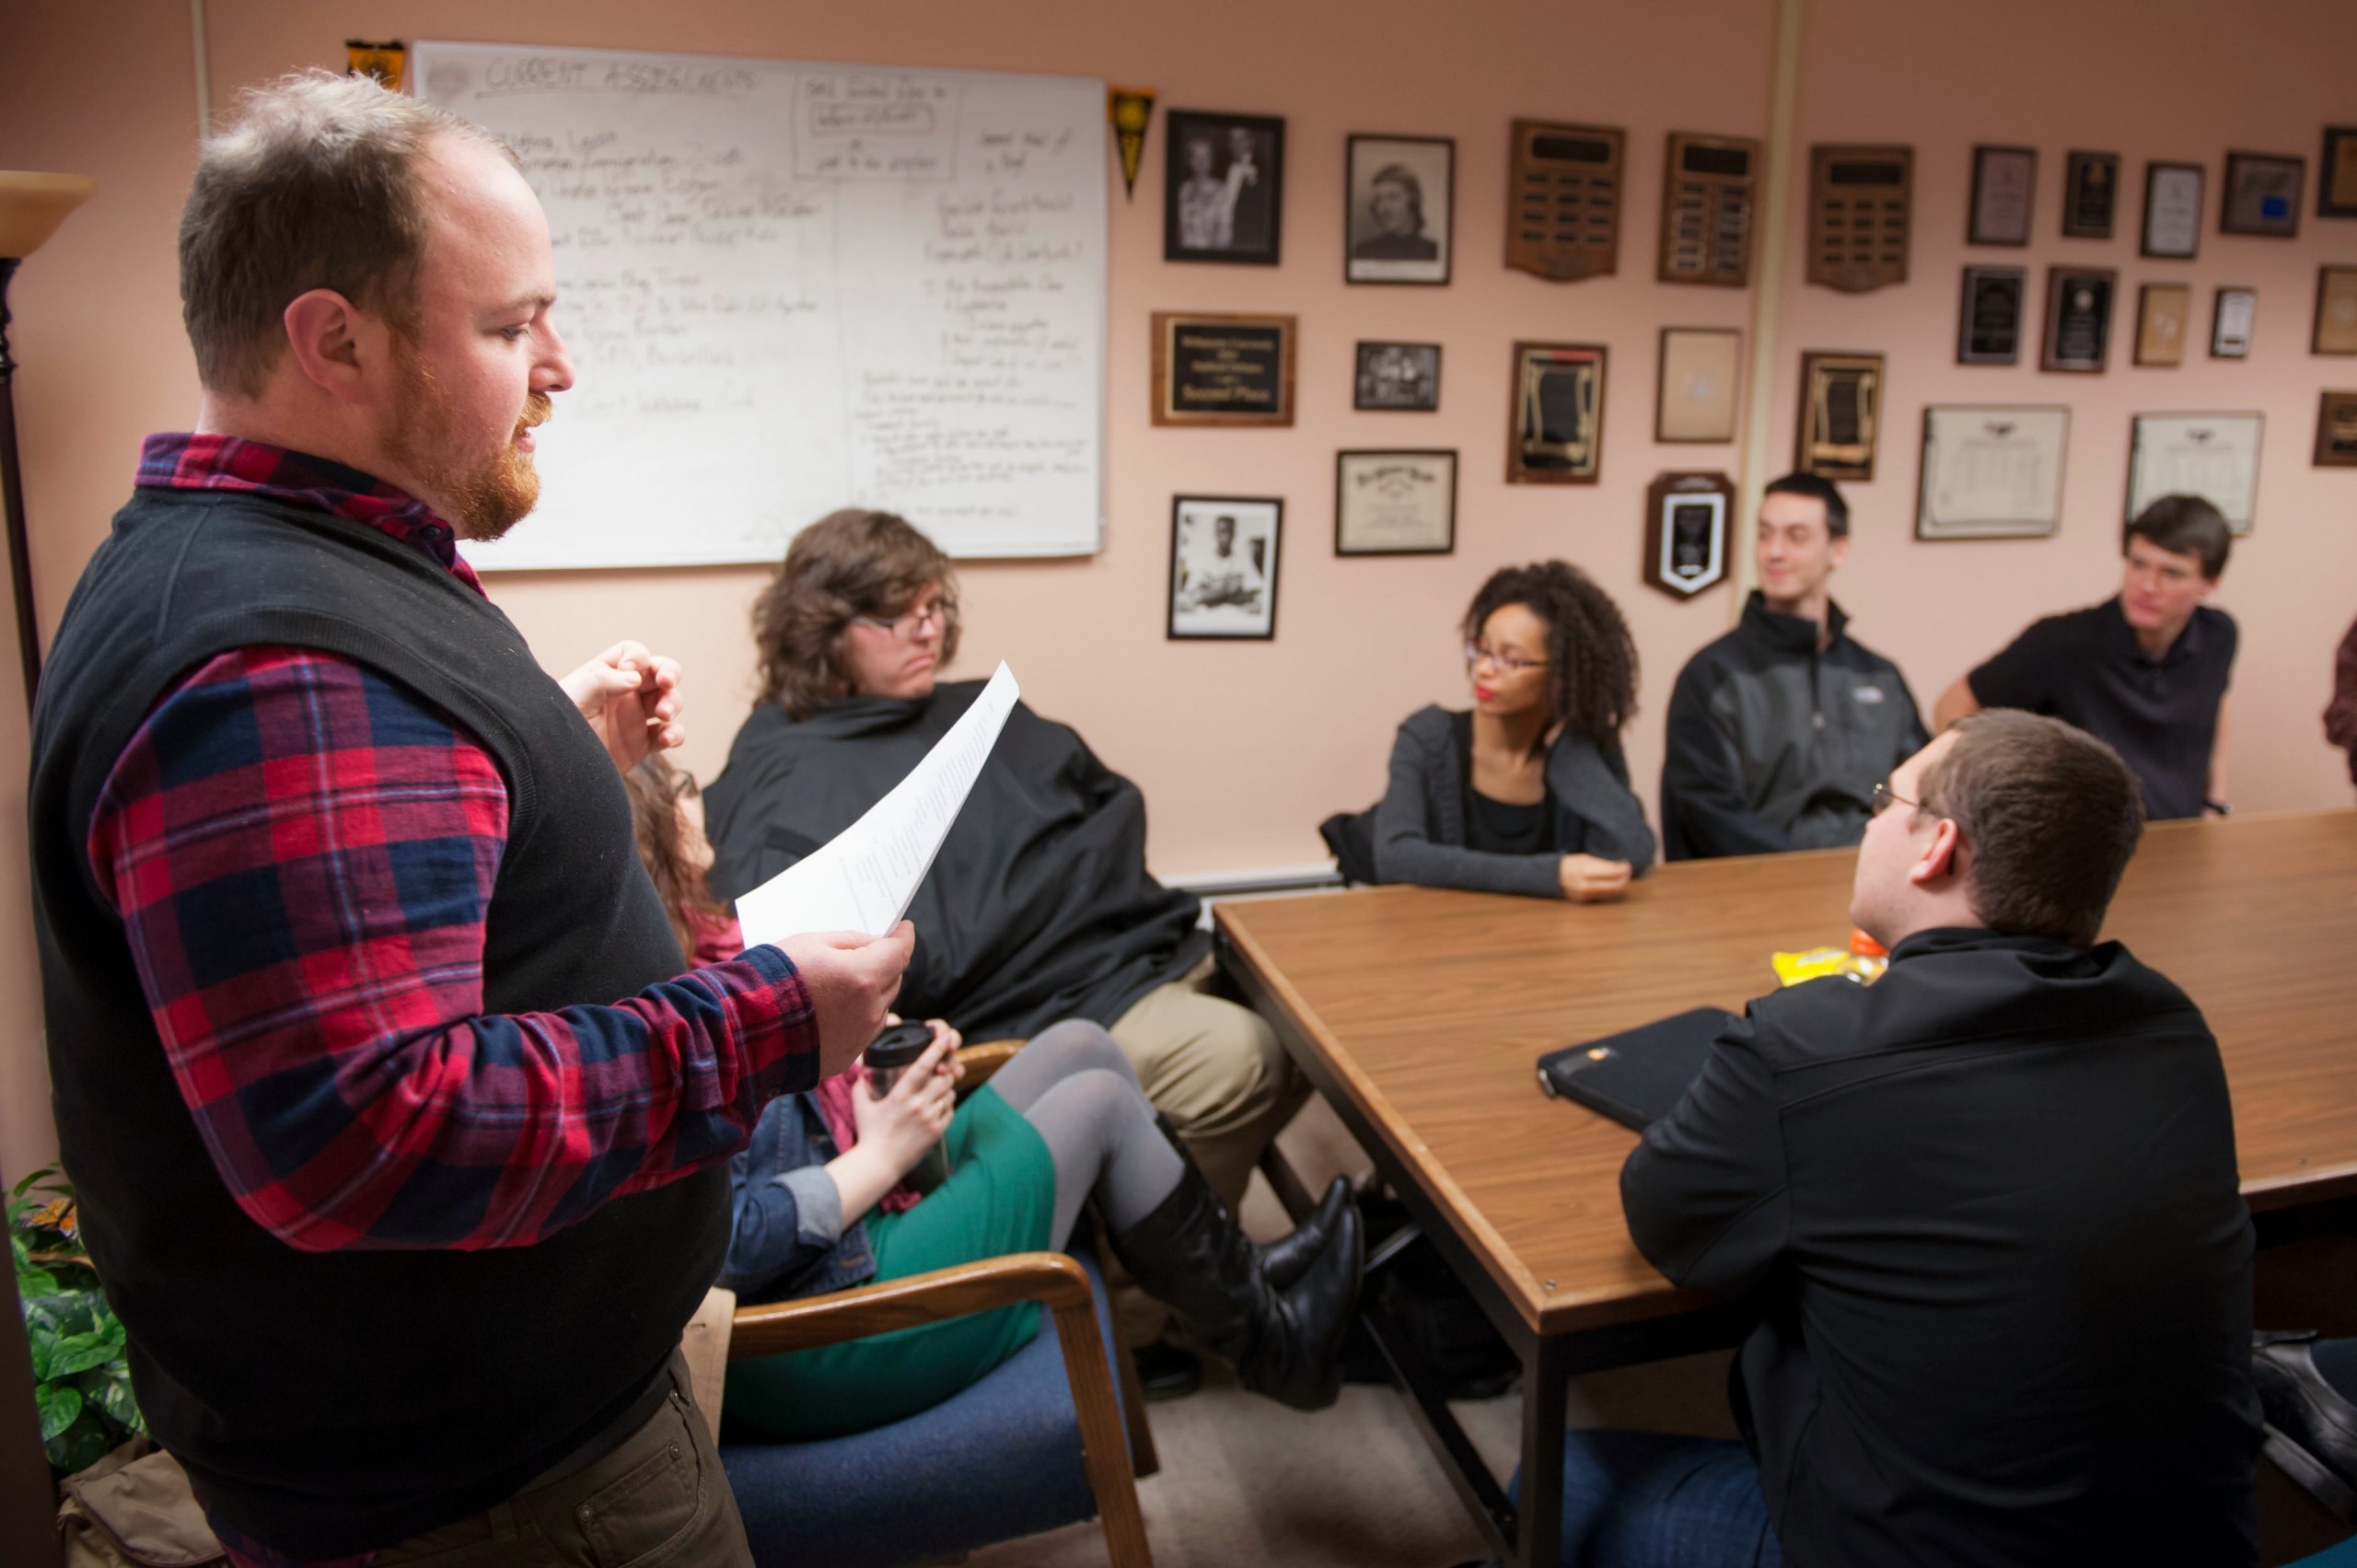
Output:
[412,41,1106,569]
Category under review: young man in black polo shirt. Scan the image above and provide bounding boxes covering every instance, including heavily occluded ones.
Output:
[1550,712,2258,1567]
[1936,494,2235,819]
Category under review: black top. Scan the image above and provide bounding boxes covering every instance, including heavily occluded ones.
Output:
[1660,591,1929,861]
[1622,928,2258,1567]
[1967,597,2235,820]
[704,682,1206,1041]
[1453,710,1558,856]
[29,491,726,1555]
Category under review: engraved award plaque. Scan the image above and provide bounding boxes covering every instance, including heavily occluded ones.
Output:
[1506,121,1624,282]
[1808,145,1912,293]
[1658,132,1759,286]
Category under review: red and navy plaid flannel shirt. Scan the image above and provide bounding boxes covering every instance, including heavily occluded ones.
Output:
[93,436,821,1567]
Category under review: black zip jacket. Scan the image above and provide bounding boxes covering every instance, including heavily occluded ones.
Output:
[1623,928,2259,1568]
[1660,591,1927,860]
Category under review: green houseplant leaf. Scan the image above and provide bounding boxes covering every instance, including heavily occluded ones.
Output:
[34,1383,82,1441]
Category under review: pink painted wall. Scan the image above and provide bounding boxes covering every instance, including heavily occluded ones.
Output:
[6,0,2355,1176]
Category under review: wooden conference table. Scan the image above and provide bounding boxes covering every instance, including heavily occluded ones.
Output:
[1214,810,2357,1568]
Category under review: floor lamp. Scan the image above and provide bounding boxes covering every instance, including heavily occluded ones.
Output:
[0,172,97,713]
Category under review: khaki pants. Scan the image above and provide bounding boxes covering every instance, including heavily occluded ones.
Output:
[1109,955,1306,1214]
[374,1352,750,1568]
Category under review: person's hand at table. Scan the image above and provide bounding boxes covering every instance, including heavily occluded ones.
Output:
[783,923,914,1079]
[560,640,683,773]
[1559,854,1634,903]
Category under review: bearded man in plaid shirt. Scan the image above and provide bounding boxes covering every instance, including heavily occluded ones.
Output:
[29,71,911,1567]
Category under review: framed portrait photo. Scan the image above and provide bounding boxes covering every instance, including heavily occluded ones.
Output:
[2040,266,2118,373]
[1354,341,1441,411]
[1168,496,1282,639]
[1957,265,2027,365]
[1164,110,1284,265]
[1916,405,2070,540]
[1656,327,1741,442]
[2323,126,2357,220]
[2315,266,2357,354]
[1507,342,1608,484]
[2141,162,2205,260]
[2212,286,2257,358]
[1968,145,2037,247]
[2127,412,2263,536]
[1344,134,1453,285]
[2221,151,2304,238]
[1335,449,1457,556]
[2316,390,2357,468]
[2134,284,2193,367]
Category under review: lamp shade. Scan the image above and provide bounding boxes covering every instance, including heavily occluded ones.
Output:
[0,172,98,260]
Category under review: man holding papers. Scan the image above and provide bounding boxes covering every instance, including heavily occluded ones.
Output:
[29,75,904,1567]
[709,508,1318,1255]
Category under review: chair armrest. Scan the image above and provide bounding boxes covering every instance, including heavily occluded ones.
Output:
[955,1039,1024,1096]
[728,1251,1091,1359]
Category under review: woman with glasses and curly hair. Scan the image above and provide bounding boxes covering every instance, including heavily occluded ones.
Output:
[1351,562,1654,900]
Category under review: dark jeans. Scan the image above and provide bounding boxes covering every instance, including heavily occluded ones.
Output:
[374,1351,751,1567]
[1512,1429,1782,1568]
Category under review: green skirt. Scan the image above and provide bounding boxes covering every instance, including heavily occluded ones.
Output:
[722,1084,1055,1441]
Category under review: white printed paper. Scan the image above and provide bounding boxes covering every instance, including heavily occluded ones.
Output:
[735,663,1019,943]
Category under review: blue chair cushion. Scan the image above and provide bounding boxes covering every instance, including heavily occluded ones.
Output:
[721,1249,1132,1568]
[2287,1539,2357,1567]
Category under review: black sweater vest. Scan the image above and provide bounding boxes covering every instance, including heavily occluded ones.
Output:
[29,490,723,1554]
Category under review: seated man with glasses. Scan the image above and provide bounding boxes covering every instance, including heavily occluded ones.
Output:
[1539,710,2259,1566]
[705,508,1337,1390]
[1661,472,1928,860]
[1329,562,1653,897]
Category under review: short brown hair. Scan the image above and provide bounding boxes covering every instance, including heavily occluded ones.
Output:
[751,509,960,716]
[2125,494,2232,580]
[180,70,516,397]
[1918,710,2143,947]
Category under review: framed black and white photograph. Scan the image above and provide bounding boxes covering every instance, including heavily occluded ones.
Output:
[1344,134,1453,285]
[2212,286,2257,358]
[2222,151,2304,238]
[1164,110,1284,265]
[1968,145,2037,247]
[2141,161,2205,260]
[1354,341,1442,411]
[1168,495,1282,639]
[1335,449,1457,556]
[1916,405,2071,540]
[1957,265,2027,365]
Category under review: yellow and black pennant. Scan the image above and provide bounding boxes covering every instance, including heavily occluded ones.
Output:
[1108,87,1155,202]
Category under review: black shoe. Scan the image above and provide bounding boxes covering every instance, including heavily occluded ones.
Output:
[1132,1341,1202,1402]
[1111,1147,1363,1411]
[2253,1330,2357,1520]
[1261,1176,1354,1292]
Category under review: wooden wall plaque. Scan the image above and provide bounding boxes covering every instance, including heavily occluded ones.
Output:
[1658,132,1759,287]
[1643,470,1735,598]
[1808,145,1912,293]
[1506,120,1624,282]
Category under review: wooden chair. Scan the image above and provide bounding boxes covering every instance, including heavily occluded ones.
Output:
[698,1040,1157,1568]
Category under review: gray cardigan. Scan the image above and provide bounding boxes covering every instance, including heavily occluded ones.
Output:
[1372,705,1656,898]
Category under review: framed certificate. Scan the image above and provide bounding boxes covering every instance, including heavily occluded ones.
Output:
[2317,391,2357,469]
[1655,327,1741,442]
[2041,267,2117,373]
[1643,471,1735,598]
[1968,145,2037,247]
[1507,342,1608,483]
[1150,312,1296,426]
[2061,150,2120,239]
[1916,405,2070,540]
[1334,449,1457,555]
[2135,284,2193,367]
[1795,352,1883,481]
[2141,162,2204,260]
[2212,287,2257,358]
[1957,266,2027,365]
[2127,412,2263,536]
[2315,266,2357,355]
[2222,151,2304,238]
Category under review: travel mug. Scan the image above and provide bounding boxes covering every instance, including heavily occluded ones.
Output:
[862,1021,953,1195]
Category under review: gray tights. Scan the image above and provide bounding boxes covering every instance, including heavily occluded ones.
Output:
[984,1020,1186,1248]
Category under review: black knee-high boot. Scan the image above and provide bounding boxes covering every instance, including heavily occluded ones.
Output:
[1111,1126,1363,1411]
[1146,1111,1353,1291]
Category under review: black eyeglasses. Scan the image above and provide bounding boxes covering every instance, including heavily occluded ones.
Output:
[1869,780,1920,817]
